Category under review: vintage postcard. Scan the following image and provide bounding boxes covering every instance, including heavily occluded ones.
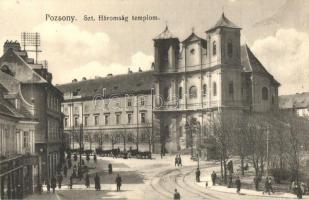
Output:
[0,0,308,199]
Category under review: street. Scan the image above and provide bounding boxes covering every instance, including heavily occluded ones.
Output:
[25,155,304,200]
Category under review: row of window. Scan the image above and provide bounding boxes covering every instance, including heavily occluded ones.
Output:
[65,112,147,127]
[186,41,234,57]
[47,93,61,112]
[164,82,220,101]
[211,40,233,57]
[64,97,147,114]
[164,84,272,102]
[47,120,61,140]
[82,132,150,143]
[189,40,233,57]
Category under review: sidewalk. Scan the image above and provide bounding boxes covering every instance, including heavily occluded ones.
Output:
[196,173,309,199]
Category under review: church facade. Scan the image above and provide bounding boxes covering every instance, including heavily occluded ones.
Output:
[152,13,280,156]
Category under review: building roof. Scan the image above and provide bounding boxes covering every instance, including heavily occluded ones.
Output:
[279,92,309,109]
[57,71,154,100]
[206,13,241,33]
[0,84,32,120]
[0,48,47,84]
[182,32,205,44]
[154,26,178,40]
[241,44,280,86]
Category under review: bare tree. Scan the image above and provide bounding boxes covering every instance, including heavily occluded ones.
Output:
[279,113,308,184]
[243,113,270,190]
[210,115,233,184]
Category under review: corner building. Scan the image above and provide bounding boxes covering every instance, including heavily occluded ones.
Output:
[152,14,280,156]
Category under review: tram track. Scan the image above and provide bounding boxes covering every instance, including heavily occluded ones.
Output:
[149,163,221,200]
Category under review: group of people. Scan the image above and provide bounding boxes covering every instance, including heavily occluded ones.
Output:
[174,155,182,167]
[83,172,101,191]
[45,172,64,193]
[41,152,124,193]
[291,181,306,199]
[263,177,274,195]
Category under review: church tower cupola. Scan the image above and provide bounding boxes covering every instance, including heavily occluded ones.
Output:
[153,26,180,72]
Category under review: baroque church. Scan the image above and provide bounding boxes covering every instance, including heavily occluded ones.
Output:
[57,13,280,157]
[152,13,280,156]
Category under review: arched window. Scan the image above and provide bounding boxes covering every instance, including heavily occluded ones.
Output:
[189,86,197,99]
[228,81,234,95]
[262,87,268,100]
[163,87,169,101]
[203,84,207,96]
[228,41,233,57]
[178,87,183,99]
[213,41,217,56]
[213,82,217,96]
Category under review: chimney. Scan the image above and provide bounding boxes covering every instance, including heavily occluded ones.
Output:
[3,40,21,53]
[128,68,132,74]
[107,73,113,77]
[138,67,142,72]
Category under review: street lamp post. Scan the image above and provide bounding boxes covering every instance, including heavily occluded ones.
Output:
[37,148,44,193]
[266,125,269,177]
[79,124,83,167]
[197,122,201,168]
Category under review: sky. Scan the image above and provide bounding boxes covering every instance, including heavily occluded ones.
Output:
[0,0,308,95]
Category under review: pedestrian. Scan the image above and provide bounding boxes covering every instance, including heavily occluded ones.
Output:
[205,181,208,188]
[115,174,122,191]
[300,183,305,195]
[85,173,90,188]
[268,177,274,194]
[57,173,63,189]
[211,171,217,186]
[178,155,182,166]
[69,175,73,189]
[93,154,97,163]
[86,153,90,163]
[195,168,201,182]
[16,184,22,199]
[235,176,241,194]
[175,155,178,167]
[173,188,181,200]
[108,163,113,174]
[51,176,57,193]
[46,180,50,193]
[94,173,101,191]
[63,165,68,178]
[297,184,303,199]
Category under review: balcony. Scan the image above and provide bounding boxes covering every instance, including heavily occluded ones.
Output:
[154,100,249,112]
